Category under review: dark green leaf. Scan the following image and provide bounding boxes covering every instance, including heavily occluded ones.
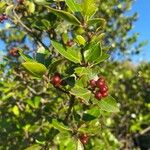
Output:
[19,51,34,62]
[45,6,80,25]
[51,40,81,64]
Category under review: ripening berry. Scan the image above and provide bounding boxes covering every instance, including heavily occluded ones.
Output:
[101,91,108,97]
[66,40,74,47]
[79,134,89,145]
[80,138,88,144]
[95,91,102,100]
[51,73,62,87]
[100,85,108,93]
[96,79,105,89]
[90,79,96,88]
[9,47,19,57]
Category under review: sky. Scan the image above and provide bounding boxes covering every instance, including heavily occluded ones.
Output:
[0,0,150,63]
[128,0,150,62]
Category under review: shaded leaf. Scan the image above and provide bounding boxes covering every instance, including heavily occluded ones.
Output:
[45,6,80,26]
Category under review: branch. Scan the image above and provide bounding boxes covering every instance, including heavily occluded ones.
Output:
[12,7,49,50]
[64,95,75,122]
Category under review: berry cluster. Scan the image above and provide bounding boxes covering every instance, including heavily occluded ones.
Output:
[0,14,7,23]
[90,77,108,100]
[9,48,19,57]
[79,133,89,145]
[51,73,62,87]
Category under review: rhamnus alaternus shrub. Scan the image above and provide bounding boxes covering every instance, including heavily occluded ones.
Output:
[1,0,120,149]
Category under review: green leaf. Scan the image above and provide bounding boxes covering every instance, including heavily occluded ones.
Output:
[12,105,20,116]
[0,2,6,11]
[48,58,65,73]
[22,62,47,78]
[81,0,97,21]
[93,53,110,65]
[19,51,34,62]
[51,40,81,64]
[85,43,102,63]
[97,96,119,112]
[25,1,35,14]
[45,6,80,26]
[52,119,72,132]
[91,33,105,43]
[70,82,91,101]
[65,0,81,13]
[74,67,89,76]
[24,144,42,150]
[83,107,101,121]
[76,35,86,45]
[88,18,106,27]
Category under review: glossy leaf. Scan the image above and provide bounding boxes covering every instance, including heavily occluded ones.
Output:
[65,0,81,13]
[22,62,47,78]
[81,0,97,21]
[70,83,91,101]
[52,119,72,132]
[85,43,102,63]
[93,53,110,65]
[45,6,80,26]
[51,40,81,64]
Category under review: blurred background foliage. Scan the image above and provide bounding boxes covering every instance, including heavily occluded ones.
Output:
[0,0,150,149]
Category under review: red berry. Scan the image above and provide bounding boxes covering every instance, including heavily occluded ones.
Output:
[101,91,108,97]
[80,134,89,145]
[96,80,105,89]
[95,91,102,100]
[80,138,88,144]
[90,79,96,88]
[100,85,108,93]
[66,40,74,47]
[51,73,62,86]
